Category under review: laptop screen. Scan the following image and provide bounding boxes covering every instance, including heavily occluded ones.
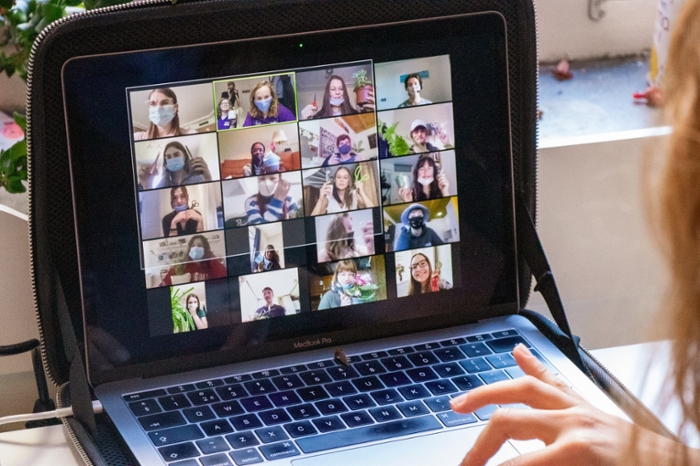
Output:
[62,12,517,384]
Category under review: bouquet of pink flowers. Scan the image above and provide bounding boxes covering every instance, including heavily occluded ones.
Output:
[346,273,379,303]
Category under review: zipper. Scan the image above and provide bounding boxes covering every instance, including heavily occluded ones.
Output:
[56,382,95,466]
[25,0,174,387]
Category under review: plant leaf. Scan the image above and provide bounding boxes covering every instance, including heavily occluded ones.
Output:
[12,112,26,133]
[6,175,26,193]
[9,139,26,162]
[0,148,11,171]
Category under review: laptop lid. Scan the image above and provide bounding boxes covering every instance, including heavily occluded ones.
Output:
[59,10,519,386]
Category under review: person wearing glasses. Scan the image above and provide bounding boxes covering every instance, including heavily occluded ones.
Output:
[134,88,196,141]
[407,252,451,295]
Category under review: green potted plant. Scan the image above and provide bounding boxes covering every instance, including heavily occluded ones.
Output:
[170,285,195,333]
[352,69,373,107]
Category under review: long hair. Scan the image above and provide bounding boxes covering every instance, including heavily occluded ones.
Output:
[248,81,279,120]
[187,235,212,258]
[411,156,442,201]
[325,213,355,261]
[160,141,192,186]
[184,293,200,309]
[263,244,281,269]
[648,0,700,453]
[217,98,231,119]
[315,75,358,118]
[407,253,432,295]
[332,166,355,209]
[146,88,183,139]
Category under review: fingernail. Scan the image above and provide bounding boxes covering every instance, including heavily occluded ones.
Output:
[517,343,533,356]
[450,393,467,408]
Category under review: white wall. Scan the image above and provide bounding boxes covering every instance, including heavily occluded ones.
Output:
[536,0,658,62]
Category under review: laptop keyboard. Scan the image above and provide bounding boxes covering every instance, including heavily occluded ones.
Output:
[123,329,538,465]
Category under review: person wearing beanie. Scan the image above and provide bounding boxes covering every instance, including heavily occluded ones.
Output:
[394,203,444,251]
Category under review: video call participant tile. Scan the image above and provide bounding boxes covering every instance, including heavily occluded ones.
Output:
[298,113,378,169]
[380,151,457,205]
[307,256,387,311]
[394,245,454,298]
[377,102,455,157]
[383,198,460,252]
[302,161,380,217]
[239,268,300,322]
[373,55,452,111]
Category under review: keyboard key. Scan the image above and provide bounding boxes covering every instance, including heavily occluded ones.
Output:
[506,366,526,379]
[255,425,289,444]
[269,390,301,407]
[197,436,230,455]
[325,381,357,397]
[171,459,200,466]
[313,415,346,433]
[440,337,466,346]
[158,442,199,462]
[362,350,388,360]
[459,343,493,358]
[258,408,291,425]
[486,336,530,353]
[307,360,335,369]
[201,419,233,436]
[370,389,403,406]
[387,346,415,356]
[212,400,245,418]
[241,395,273,412]
[340,410,374,427]
[487,353,517,369]
[183,406,216,423]
[316,398,348,415]
[229,448,263,465]
[124,389,166,402]
[252,369,279,379]
[287,403,320,420]
[406,367,439,383]
[352,376,384,392]
[187,389,220,406]
[259,441,301,460]
[414,342,440,351]
[492,329,519,338]
[196,379,224,389]
[148,424,204,446]
[433,347,466,362]
[397,400,429,417]
[158,394,191,411]
[459,357,492,373]
[326,365,359,381]
[437,411,478,427]
[467,333,493,343]
[434,362,465,378]
[129,399,162,417]
[139,411,186,431]
[167,384,195,394]
[474,404,498,420]
[407,352,439,367]
[343,393,376,410]
[379,371,411,387]
[225,431,260,449]
[271,374,304,390]
[479,370,510,385]
[298,386,329,402]
[244,380,276,395]
[229,414,263,431]
[398,384,431,400]
[224,374,252,384]
[285,420,318,438]
[451,374,484,391]
[380,356,413,371]
[280,364,307,374]
[529,349,558,374]
[216,384,249,401]
[354,360,386,376]
[369,405,402,422]
[295,416,442,454]
[425,379,458,396]
[299,370,332,385]
[424,396,452,413]
[200,453,234,466]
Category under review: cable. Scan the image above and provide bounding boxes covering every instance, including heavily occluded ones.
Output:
[0,400,103,427]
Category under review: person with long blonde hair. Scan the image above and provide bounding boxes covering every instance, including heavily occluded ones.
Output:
[450,2,700,464]
[242,81,296,127]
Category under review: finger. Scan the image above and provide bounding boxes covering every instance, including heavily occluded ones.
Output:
[461,407,561,466]
[513,345,583,400]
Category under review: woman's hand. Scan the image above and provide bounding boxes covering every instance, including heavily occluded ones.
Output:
[301,103,318,120]
[358,88,375,112]
[361,222,375,254]
[311,182,332,215]
[450,344,687,466]
[189,157,212,181]
[273,179,291,201]
[340,293,352,307]
[398,187,413,203]
[437,173,449,196]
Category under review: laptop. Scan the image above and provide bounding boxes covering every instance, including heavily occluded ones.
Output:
[53,7,625,466]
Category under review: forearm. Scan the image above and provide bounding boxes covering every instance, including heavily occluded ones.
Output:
[311,198,328,216]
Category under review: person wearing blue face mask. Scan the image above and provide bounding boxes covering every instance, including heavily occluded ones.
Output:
[159,234,227,287]
[242,81,296,127]
[253,244,282,272]
[134,88,196,141]
[318,259,369,310]
[323,134,366,167]
[161,186,203,237]
[139,140,212,190]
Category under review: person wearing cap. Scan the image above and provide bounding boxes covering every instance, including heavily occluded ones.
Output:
[243,142,284,177]
[398,73,432,108]
[394,203,445,251]
[409,119,452,154]
[323,134,365,167]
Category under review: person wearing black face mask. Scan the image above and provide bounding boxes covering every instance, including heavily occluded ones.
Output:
[394,203,444,251]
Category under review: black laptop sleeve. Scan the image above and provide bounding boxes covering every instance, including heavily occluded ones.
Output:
[25,0,670,463]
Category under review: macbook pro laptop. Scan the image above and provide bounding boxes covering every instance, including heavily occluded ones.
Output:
[50,6,625,466]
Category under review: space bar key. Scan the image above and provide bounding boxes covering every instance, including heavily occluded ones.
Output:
[296,416,443,454]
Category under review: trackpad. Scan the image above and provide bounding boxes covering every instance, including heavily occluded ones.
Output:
[291,426,519,466]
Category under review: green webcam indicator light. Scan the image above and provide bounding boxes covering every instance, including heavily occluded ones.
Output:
[299,43,303,48]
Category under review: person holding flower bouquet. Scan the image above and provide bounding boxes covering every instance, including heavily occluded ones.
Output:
[318,260,378,309]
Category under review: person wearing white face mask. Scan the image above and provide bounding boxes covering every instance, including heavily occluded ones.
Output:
[245,173,299,224]
[185,293,208,330]
[242,81,296,127]
[398,73,432,108]
[139,140,212,189]
[159,235,227,286]
[134,88,196,141]
[300,75,366,120]
[398,155,449,202]
[161,186,204,237]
